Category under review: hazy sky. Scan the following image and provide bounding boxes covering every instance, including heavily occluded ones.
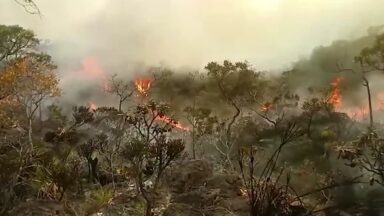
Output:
[1,0,384,72]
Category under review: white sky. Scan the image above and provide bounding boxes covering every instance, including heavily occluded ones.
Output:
[1,0,384,72]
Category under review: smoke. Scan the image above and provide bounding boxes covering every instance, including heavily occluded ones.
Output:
[285,27,384,123]
[1,0,384,107]
[2,0,384,68]
[286,32,377,91]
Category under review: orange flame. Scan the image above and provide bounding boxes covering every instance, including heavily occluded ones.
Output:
[134,78,152,96]
[344,107,369,121]
[88,101,97,112]
[343,93,384,121]
[240,188,248,196]
[133,77,189,131]
[376,92,384,111]
[75,57,109,92]
[155,114,190,131]
[326,77,384,121]
[260,102,272,112]
[328,76,344,110]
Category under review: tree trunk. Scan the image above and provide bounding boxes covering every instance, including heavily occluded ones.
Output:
[39,103,43,129]
[87,162,92,182]
[224,101,241,171]
[191,99,196,159]
[109,155,115,189]
[90,158,98,183]
[363,77,374,129]
[192,125,196,159]
[28,118,33,151]
[118,99,122,112]
[307,115,313,137]
[145,200,152,216]
[138,172,153,216]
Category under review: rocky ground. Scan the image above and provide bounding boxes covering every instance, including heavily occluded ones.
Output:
[8,159,251,216]
[163,160,249,216]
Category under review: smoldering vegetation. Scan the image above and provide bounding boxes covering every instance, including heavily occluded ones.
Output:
[3,16,384,216]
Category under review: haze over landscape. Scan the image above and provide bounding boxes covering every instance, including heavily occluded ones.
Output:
[3,0,384,108]
[2,0,384,71]
[2,1,384,215]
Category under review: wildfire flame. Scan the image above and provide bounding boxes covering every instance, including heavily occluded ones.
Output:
[327,77,369,120]
[240,188,248,196]
[134,77,189,131]
[155,114,190,131]
[344,107,369,120]
[260,102,272,112]
[134,78,152,96]
[328,76,344,110]
[88,101,97,112]
[326,77,384,121]
[73,57,110,92]
[377,92,384,110]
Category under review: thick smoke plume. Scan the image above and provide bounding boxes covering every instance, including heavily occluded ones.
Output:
[2,0,384,115]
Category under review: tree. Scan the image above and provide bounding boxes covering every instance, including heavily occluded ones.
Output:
[0,25,40,101]
[12,0,41,15]
[184,106,217,159]
[248,73,299,126]
[41,105,95,200]
[92,106,131,188]
[43,104,68,130]
[238,122,305,215]
[205,60,261,169]
[337,33,384,129]
[0,53,60,151]
[337,63,374,129]
[302,98,324,137]
[341,131,384,186]
[79,133,108,183]
[355,32,384,129]
[0,25,39,64]
[358,33,384,72]
[106,74,133,112]
[0,128,29,214]
[123,101,185,216]
[0,26,57,211]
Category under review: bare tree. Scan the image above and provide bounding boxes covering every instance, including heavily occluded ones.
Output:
[92,106,131,189]
[336,62,374,129]
[336,33,384,129]
[13,0,41,15]
[123,101,185,216]
[302,98,323,137]
[184,106,218,159]
[238,121,304,215]
[205,60,261,170]
[106,74,133,112]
